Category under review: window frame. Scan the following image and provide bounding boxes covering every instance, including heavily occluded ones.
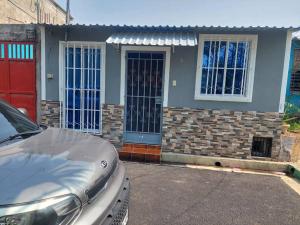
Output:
[58,41,106,134]
[195,34,258,102]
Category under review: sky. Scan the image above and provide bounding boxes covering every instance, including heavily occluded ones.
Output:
[55,0,300,27]
[56,0,172,25]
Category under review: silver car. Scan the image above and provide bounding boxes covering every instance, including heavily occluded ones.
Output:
[0,100,129,225]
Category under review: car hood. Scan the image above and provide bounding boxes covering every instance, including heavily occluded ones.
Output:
[0,128,118,205]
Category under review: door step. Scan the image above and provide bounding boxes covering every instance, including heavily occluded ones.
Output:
[119,144,161,163]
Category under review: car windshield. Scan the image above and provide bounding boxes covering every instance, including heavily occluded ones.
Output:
[0,101,40,143]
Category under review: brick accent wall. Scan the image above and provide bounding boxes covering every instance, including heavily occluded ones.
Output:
[40,100,60,128]
[102,104,124,150]
[162,107,283,160]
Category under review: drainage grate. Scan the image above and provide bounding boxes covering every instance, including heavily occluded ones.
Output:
[251,137,272,157]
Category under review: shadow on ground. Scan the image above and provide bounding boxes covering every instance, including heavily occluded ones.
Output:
[125,162,300,225]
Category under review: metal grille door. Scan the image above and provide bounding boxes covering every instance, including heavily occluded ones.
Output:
[61,43,103,134]
[124,52,164,144]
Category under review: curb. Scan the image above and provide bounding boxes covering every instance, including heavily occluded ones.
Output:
[161,152,289,172]
[287,164,300,180]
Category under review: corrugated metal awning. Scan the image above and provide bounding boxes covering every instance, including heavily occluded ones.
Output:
[106,32,198,46]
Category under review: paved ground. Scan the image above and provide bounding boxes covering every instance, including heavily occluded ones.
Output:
[125,162,300,225]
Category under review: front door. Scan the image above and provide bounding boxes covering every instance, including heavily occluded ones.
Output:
[124,52,164,145]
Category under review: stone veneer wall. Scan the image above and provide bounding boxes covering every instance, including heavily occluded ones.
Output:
[162,107,283,160]
[102,104,124,150]
[40,102,124,149]
[40,100,60,128]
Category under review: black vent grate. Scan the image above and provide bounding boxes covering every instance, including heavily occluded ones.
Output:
[251,137,272,157]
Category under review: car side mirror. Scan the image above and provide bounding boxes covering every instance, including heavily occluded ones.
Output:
[18,108,28,116]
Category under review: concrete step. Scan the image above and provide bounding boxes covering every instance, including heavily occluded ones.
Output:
[119,144,161,163]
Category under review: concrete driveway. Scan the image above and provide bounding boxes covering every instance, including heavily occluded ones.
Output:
[125,162,300,225]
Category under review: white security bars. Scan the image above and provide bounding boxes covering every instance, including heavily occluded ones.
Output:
[60,42,105,134]
[195,34,257,102]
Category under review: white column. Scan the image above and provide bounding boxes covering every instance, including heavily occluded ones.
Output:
[279,30,293,113]
[40,26,46,100]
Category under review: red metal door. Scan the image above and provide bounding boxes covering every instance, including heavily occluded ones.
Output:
[0,42,36,121]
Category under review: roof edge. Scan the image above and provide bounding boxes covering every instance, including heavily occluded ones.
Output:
[43,23,300,30]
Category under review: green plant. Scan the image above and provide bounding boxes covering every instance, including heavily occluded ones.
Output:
[289,122,300,132]
[284,101,300,132]
[284,102,300,119]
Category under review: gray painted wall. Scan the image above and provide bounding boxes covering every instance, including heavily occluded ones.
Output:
[45,27,63,101]
[45,27,121,104]
[168,30,287,111]
[44,26,287,112]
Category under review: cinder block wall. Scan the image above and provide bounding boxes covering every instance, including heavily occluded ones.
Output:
[0,0,66,24]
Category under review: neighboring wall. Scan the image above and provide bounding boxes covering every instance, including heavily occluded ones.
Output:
[0,24,41,122]
[282,132,300,162]
[44,26,287,113]
[0,24,36,40]
[0,0,66,24]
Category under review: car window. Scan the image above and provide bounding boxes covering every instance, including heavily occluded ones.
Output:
[0,101,39,142]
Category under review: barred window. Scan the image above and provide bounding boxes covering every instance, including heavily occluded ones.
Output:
[60,42,105,134]
[195,34,257,102]
[290,49,300,94]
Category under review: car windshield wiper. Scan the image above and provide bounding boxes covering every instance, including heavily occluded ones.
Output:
[0,129,42,145]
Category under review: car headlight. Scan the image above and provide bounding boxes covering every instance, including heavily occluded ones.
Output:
[0,195,81,225]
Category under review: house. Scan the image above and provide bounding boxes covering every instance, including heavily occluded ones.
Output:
[3,1,300,162]
[0,0,69,25]
[286,32,300,107]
